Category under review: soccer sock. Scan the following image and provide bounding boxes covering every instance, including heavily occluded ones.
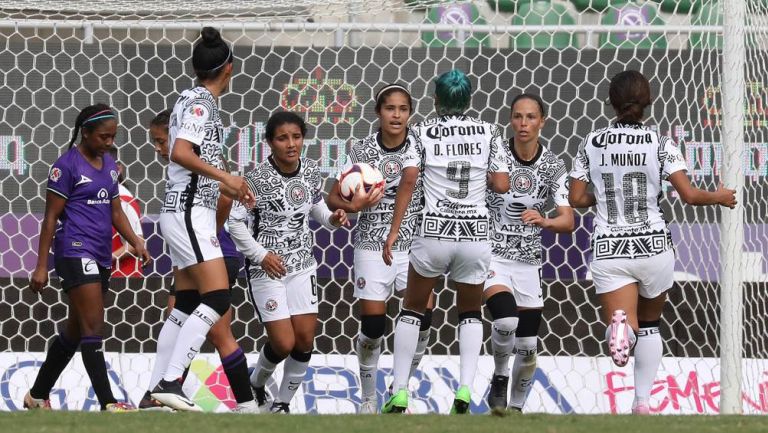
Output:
[634,322,662,402]
[356,332,382,402]
[251,343,286,388]
[149,309,189,390]
[458,311,483,388]
[277,351,311,405]
[409,309,432,379]
[30,332,80,399]
[509,336,538,409]
[163,303,222,381]
[491,317,518,376]
[221,347,254,404]
[391,310,423,392]
[80,335,116,409]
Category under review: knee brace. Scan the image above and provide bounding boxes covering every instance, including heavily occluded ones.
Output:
[360,315,386,340]
[516,309,542,338]
[200,289,231,316]
[174,290,201,315]
[486,291,518,320]
[289,350,312,363]
[397,309,424,327]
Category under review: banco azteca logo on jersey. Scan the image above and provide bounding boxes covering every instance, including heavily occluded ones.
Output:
[87,188,111,205]
[379,156,402,179]
[285,179,309,207]
[510,170,536,195]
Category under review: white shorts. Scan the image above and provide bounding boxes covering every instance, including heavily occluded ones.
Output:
[353,249,408,301]
[247,266,318,323]
[484,258,543,309]
[159,207,223,270]
[590,249,675,298]
[409,236,490,285]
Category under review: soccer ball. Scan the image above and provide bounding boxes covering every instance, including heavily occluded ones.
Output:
[339,163,385,202]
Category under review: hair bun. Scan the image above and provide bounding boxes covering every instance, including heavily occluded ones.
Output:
[200,27,222,47]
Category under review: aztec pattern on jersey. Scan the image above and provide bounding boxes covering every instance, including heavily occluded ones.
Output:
[571,122,687,260]
[488,141,569,265]
[244,157,323,277]
[340,131,422,251]
[411,115,508,242]
[163,86,224,212]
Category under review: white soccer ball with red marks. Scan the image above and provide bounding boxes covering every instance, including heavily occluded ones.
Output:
[339,163,385,202]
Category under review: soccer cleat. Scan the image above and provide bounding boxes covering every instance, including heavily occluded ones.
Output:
[487,375,509,410]
[359,399,378,414]
[381,389,408,414]
[450,386,471,415]
[608,310,631,367]
[269,402,290,414]
[251,385,274,411]
[138,390,173,412]
[507,405,522,413]
[233,400,260,414]
[104,402,137,412]
[151,378,202,412]
[23,391,51,410]
[632,399,650,415]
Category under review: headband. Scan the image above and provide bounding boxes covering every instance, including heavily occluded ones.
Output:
[375,84,411,101]
[82,110,116,124]
[203,46,233,72]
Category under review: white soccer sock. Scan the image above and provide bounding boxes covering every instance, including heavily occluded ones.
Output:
[149,309,188,390]
[634,326,662,402]
[458,313,483,388]
[356,332,382,402]
[491,317,518,376]
[390,311,422,392]
[277,353,310,405]
[251,345,279,388]
[408,328,430,379]
[162,304,221,381]
[509,336,538,409]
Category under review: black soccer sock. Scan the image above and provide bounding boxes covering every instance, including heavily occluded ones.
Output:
[221,348,254,404]
[80,335,117,409]
[30,333,80,399]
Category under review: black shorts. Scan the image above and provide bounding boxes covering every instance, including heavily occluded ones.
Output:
[55,257,110,292]
[167,256,241,296]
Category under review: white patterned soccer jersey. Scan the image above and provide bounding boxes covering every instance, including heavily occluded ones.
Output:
[411,115,509,242]
[570,122,688,260]
[243,157,326,277]
[163,86,225,212]
[488,142,569,265]
[336,130,421,251]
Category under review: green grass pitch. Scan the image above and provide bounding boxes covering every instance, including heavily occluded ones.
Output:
[1,412,767,433]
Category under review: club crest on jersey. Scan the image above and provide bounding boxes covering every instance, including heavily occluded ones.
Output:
[49,167,61,182]
[356,277,366,289]
[188,104,208,119]
[380,157,402,178]
[110,170,118,184]
[510,170,536,195]
[265,298,278,312]
[285,180,309,207]
[210,236,220,248]
[487,270,496,279]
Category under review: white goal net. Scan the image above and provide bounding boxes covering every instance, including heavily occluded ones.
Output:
[0,0,766,415]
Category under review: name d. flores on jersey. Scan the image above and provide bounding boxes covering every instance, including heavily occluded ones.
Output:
[87,188,111,205]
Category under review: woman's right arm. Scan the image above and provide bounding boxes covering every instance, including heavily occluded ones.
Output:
[667,173,736,208]
[171,138,250,201]
[326,179,384,213]
[30,192,66,293]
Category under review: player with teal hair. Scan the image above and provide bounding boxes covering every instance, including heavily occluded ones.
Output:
[382,69,510,414]
[433,69,472,115]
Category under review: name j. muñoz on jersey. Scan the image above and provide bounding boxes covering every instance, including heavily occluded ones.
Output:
[570,122,688,260]
[411,115,509,242]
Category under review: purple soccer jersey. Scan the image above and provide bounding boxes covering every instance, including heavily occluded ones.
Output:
[217,227,240,259]
[47,147,120,268]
